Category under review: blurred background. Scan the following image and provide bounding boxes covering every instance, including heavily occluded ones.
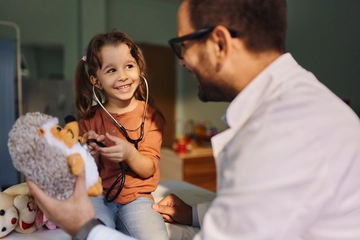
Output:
[1,0,360,189]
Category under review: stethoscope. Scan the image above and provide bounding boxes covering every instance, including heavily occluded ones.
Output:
[91,76,149,202]
[92,76,149,149]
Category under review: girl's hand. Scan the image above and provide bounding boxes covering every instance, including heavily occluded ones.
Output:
[97,132,135,163]
[83,130,105,160]
[97,133,155,178]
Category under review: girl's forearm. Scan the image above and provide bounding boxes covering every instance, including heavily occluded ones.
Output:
[126,148,155,178]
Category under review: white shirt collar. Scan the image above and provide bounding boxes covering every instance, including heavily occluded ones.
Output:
[213,53,299,156]
[225,53,298,129]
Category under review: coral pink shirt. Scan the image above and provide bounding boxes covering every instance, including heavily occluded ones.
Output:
[79,101,164,204]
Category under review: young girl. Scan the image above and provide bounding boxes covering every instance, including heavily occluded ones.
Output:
[74,31,168,240]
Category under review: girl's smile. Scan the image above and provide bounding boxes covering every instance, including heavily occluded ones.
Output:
[93,43,141,112]
[115,83,133,93]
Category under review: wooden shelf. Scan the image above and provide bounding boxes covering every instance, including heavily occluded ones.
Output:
[160,148,217,192]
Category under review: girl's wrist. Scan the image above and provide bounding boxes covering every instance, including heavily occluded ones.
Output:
[126,144,138,162]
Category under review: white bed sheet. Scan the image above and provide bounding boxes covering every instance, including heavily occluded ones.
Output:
[6,181,216,240]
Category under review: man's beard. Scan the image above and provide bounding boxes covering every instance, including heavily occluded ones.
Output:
[197,80,233,102]
[197,82,215,102]
[195,52,234,102]
[196,51,218,102]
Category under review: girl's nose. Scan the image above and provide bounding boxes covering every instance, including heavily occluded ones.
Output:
[117,71,128,81]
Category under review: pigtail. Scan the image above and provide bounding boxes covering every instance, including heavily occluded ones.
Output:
[74,60,95,120]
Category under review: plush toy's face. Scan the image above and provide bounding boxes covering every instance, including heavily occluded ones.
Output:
[39,121,80,149]
[0,193,18,238]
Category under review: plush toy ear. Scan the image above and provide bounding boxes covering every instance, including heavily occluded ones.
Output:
[38,128,45,137]
[64,115,76,124]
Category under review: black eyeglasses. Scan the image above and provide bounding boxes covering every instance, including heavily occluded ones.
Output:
[168,27,240,59]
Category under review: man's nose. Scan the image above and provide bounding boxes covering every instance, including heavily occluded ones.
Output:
[179,58,185,67]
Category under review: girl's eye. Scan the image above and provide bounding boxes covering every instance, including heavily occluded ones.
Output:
[57,126,62,131]
[126,64,134,69]
[107,68,116,73]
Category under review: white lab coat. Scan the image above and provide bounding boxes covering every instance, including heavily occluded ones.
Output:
[88,53,360,240]
[194,53,360,240]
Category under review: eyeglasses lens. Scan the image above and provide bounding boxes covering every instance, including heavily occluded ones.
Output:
[172,43,182,59]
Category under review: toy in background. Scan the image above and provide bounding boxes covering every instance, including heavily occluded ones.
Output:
[0,183,37,238]
[173,120,218,155]
[35,209,57,230]
[174,136,188,155]
[7,112,103,201]
[185,120,218,146]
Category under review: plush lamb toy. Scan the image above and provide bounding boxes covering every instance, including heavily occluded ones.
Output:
[0,182,37,238]
[8,112,102,201]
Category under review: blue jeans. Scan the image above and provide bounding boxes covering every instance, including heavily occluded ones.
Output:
[92,196,168,240]
[90,195,115,228]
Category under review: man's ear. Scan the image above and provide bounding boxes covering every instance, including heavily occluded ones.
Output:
[211,26,231,68]
[90,75,102,89]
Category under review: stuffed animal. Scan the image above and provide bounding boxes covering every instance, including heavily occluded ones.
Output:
[8,112,103,201]
[0,182,37,238]
[35,209,57,230]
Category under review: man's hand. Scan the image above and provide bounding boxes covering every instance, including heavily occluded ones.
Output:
[152,193,192,225]
[26,171,95,236]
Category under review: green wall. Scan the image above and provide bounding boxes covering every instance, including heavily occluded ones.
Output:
[0,0,78,81]
[287,0,360,116]
[0,0,359,137]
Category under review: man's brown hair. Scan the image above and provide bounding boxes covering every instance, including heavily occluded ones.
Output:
[186,0,287,53]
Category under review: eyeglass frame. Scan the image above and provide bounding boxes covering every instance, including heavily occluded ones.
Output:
[168,26,240,59]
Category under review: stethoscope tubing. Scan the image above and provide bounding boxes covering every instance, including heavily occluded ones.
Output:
[91,76,149,202]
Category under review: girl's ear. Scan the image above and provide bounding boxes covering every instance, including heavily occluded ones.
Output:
[90,75,102,89]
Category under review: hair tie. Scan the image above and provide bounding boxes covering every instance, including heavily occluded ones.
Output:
[82,56,87,62]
